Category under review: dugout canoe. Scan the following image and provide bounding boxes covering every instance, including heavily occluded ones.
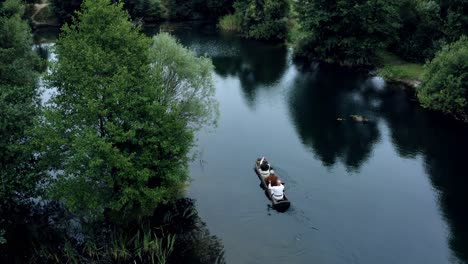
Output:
[254,161,291,212]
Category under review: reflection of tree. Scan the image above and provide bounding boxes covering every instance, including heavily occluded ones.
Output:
[0,198,225,263]
[288,64,380,171]
[378,88,468,263]
[212,38,288,106]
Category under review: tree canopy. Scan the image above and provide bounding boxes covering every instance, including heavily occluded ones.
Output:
[0,0,40,201]
[233,0,290,40]
[417,36,468,120]
[36,0,216,219]
[390,0,444,62]
[294,0,401,66]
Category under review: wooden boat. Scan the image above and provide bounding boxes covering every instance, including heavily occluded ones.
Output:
[254,160,291,212]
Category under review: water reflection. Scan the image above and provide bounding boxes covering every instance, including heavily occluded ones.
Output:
[288,63,468,262]
[377,88,468,262]
[211,36,288,105]
[288,64,381,171]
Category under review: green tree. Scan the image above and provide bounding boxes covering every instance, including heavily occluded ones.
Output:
[0,0,40,200]
[438,0,468,41]
[123,0,163,22]
[165,0,233,20]
[233,0,290,40]
[37,0,215,219]
[417,36,468,120]
[149,33,218,130]
[391,0,444,62]
[295,0,400,66]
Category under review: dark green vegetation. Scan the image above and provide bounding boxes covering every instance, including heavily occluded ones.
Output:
[230,0,290,40]
[294,0,400,66]
[38,0,198,219]
[1,198,225,263]
[1,0,220,262]
[39,0,216,219]
[417,36,468,121]
[163,0,234,21]
[294,0,468,65]
[0,0,41,251]
[49,0,82,24]
[0,0,41,202]
[50,0,234,24]
[389,0,444,62]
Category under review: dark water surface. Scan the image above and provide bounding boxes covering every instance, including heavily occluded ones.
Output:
[145,22,468,264]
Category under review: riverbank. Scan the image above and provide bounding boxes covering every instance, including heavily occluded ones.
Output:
[376,50,423,88]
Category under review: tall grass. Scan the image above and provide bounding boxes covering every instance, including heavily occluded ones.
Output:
[218,14,241,32]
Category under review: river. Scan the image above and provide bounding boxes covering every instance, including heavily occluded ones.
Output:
[35,22,468,264]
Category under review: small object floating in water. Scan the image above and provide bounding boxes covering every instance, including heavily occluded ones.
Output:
[336,117,346,121]
[350,115,369,122]
[254,159,291,212]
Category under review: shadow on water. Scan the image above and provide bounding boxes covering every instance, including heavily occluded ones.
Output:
[377,86,468,263]
[0,198,225,264]
[288,61,468,262]
[288,63,381,171]
[210,36,288,106]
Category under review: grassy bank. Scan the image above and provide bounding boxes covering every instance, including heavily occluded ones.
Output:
[376,50,424,84]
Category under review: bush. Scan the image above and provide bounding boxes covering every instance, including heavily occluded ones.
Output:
[233,0,290,40]
[218,14,240,32]
[417,36,468,120]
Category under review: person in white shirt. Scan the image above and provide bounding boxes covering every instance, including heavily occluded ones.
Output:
[268,179,284,201]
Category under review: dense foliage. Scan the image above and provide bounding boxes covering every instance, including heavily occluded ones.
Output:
[0,0,40,201]
[123,0,163,22]
[36,0,216,219]
[390,0,444,62]
[438,0,468,42]
[417,36,468,120]
[50,0,234,24]
[294,0,400,66]
[49,0,82,24]
[165,0,234,21]
[232,0,290,40]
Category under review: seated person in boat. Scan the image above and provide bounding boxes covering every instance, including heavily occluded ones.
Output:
[265,170,279,184]
[268,179,284,201]
[258,157,270,178]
